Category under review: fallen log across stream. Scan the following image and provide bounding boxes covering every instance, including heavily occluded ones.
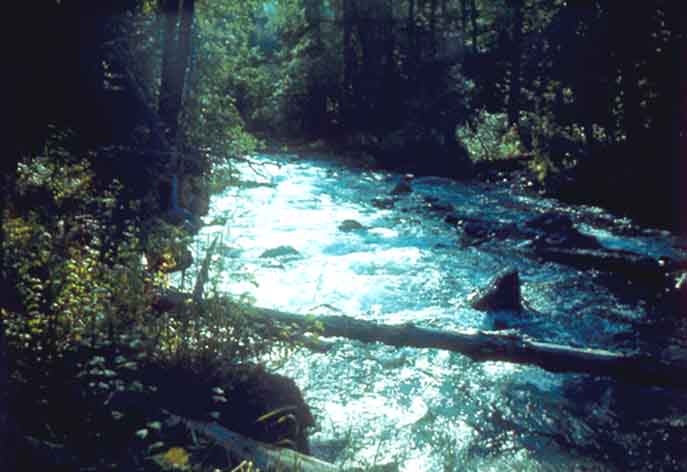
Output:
[241,304,687,390]
[156,288,687,389]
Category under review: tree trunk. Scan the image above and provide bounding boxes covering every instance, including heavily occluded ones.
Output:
[469,0,478,53]
[177,0,196,114]
[382,0,396,123]
[342,0,355,126]
[304,0,326,135]
[460,0,467,35]
[0,319,9,471]
[158,0,195,145]
[408,0,416,64]
[240,305,687,390]
[159,0,180,139]
[0,149,17,472]
[430,0,438,55]
[108,40,171,151]
[507,0,523,127]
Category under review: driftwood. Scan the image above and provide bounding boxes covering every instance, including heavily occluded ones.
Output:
[167,413,339,472]
[242,305,687,389]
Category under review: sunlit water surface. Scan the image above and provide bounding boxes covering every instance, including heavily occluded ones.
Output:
[181,153,687,471]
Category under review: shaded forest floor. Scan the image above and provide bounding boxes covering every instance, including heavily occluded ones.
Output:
[8,334,314,471]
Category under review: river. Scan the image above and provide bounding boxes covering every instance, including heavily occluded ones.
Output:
[183,152,687,471]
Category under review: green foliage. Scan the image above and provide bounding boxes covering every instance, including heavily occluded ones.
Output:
[154,446,190,470]
[520,80,586,181]
[119,0,267,175]
[181,0,266,161]
[2,143,153,357]
[1,132,292,372]
[457,110,524,162]
[1,129,302,468]
[207,163,242,195]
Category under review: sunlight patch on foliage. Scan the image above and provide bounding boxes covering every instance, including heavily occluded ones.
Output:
[457,110,524,162]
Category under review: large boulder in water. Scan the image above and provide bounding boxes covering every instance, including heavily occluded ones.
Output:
[469,269,523,312]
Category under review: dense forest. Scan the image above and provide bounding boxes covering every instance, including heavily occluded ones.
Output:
[1,0,686,470]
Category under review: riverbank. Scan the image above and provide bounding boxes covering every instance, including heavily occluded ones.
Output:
[259,134,680,234]
[0,139,325,471]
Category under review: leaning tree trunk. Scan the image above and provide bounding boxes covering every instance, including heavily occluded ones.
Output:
[507,0,523,128]
[158,0,196,145]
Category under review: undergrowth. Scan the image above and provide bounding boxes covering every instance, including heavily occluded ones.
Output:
[1,133,310,470]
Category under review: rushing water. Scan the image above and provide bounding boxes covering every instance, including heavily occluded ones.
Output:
[185,153,687,471]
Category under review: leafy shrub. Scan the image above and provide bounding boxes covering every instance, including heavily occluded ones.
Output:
[520,81,587,183]
[457,110,524,161]
[2,144,154,359]
[1,134,290,371]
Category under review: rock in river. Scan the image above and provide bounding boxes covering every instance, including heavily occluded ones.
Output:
[339,219,366,232]
[469,268,523,312]
[391,174,414,195]
[524,211,600,249]
[371,197,396,210]
[260,245,301,258]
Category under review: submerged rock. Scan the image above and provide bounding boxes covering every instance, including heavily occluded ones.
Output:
[391,179,413,195]
[534,246,664,279]
[338,219,366,232]
[457,217,518,246]
[260,245,301,258]
[444,213,460,226]
[469,269,523,312]
[524,212,574,233]
[371,197,396,210]
[455,211,600,249]
[421,196,455,215]
[524,211,600,249]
